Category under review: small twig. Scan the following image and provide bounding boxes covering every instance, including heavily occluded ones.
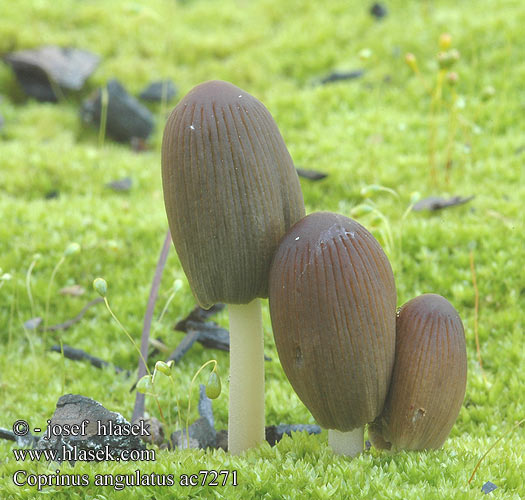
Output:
[49,344,129,375]
[468,419,525,485]
[132,229,172,423]
[167,330,200,364]
[469,249,487,383]
[0,428,16,441]
[41,297,103,332]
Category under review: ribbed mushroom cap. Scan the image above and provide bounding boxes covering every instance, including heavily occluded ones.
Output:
[268,212,396,431]
[369,293,467,450]
[161,80,305,308]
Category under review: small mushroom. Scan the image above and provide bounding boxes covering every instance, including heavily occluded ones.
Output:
[161,80,305,454]
[369,293,467,450]
[268,212,396,456]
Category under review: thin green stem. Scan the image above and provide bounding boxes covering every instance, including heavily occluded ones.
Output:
[185,359,217,448]
[44,255,65,332]
[25,259,38,319]
[98,85,109,148]
[103,297,166,423]
[445,88,458,183]
[157,290,176,323]
[104,297,149,374]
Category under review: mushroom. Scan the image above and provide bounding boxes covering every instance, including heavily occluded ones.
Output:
[161,80,305,454]
[369,293,467,450]
[268,212,396,456]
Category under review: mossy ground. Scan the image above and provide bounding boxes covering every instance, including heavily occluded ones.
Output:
[0,0,524,498]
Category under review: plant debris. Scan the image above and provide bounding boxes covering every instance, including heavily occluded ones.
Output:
[169,320,272,363]
[132,231,172,424]
[370,2,388,19]
[105,177,133,192]
[320,70,364,85]
[28,297,103,332]
[265,424,322,446]
[412,195,475,212]
[481,481,498,494]
[139,80,177,102]
[296,167,328,181]
[23,317,42,330]
[81,79,154,142]
[4,46,100,102]
[49,344,129,375]
[174,303,225,331]
[0,427,40,448]
[59,284,86,296]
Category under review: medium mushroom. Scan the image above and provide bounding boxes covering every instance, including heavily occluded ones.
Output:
[268,212,396,456]
[161,80,305,454]
[369,293,467,450]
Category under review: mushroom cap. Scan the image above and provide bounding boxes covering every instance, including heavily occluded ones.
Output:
[268,212,397,431]
[161,80,305,308]
[369,293,467,450]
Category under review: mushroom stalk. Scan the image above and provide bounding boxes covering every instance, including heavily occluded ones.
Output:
[228,299,265,454]
[328,428,364,457]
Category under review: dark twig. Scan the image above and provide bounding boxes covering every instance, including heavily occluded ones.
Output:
[167,330,200,364]
[168,320,272,363]
[41,297,103,332]
[132,229,172,423]
[0,428,16,441]
[50,344,129,375]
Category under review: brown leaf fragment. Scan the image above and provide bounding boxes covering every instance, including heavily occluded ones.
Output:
[412,195,474,212]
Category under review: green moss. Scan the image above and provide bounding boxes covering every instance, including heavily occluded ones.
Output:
[1,0,524,498]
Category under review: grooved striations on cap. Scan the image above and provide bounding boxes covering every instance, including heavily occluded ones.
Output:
[369,293,467,450]
[269,212,396,431]
[162,80,305,308]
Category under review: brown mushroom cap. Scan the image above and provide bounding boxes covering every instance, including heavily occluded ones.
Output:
[369,293,467,450]
[161,80,305,308]
[268,212,396,431]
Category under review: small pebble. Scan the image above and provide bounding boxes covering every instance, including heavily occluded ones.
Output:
[370,2,388,19]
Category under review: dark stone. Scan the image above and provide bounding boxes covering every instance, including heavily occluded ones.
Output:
[481,481,498,494]
[265,424,322,446]
[215,429,228,451]
[320,70,364,85]
[134,417,164,446]
[370,3,388,19]
[81,79,154,142]
[171,417,216,449]
[45,190,60,199]
[215,424,321,450]
[139,80,177,102]
[36,394,145,463]
[3,46,100,102]
[105,177,133,192]
[198,384,214,429]
[296,167,328,181]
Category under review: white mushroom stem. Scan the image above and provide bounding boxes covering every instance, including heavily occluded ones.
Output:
[228,299,265,454]
[328,428,364,457]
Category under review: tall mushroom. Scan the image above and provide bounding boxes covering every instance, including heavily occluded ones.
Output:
[369,293,467,450]
[268,212,396,456]
[161,80,305,454]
